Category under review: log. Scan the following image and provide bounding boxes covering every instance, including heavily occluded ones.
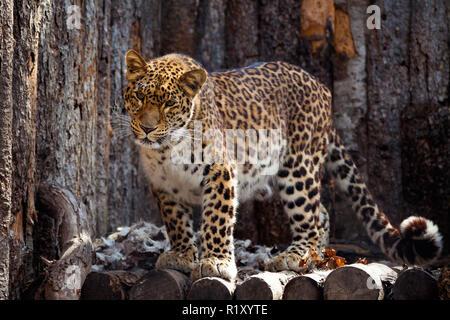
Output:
[129,269,191,300]
[324,263,398,300]
[392,267,439,300]
[438,266,449,300]
[187,277,235,300]
[235,271,297,300]
[35,184,93,300]
[283,270,332,300]
[81,270,145,300]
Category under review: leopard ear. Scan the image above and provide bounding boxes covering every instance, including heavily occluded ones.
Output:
[178,69,207,97]
[126,50,147,81]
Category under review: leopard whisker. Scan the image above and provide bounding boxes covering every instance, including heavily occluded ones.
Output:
[169,129,202,141]
[170,133,202,141]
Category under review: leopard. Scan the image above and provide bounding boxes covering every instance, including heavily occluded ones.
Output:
[123,49,442,282]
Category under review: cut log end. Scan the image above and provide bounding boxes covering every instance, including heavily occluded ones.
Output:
[129,269,191,300]
[324,263,397,300]
[235,277,274,300]
[187,277,234,300]
[283,274,325,300]
[81,270,145,300]
[235,271,297,300]
[81,272,124,300]
[392,267,438,300]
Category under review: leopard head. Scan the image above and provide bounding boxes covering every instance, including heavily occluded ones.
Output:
[123,50,206,148]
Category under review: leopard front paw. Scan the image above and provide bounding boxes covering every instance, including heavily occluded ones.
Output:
[191,256,237,282]
[156,246,198,274]
[265,251,304,273]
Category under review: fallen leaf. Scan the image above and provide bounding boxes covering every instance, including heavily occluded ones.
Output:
[324,248,336,257]
[356,257,368,265]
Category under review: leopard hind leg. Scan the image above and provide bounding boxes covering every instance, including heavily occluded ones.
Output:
[266,151,324,273]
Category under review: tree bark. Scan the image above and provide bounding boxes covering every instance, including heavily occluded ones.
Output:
[225,0,259,68]
[106,0,159,233]
[330,0,370,243]
[8,0,41,299]
[402,0,449,248]
[160,0,199,58]
[365,0,411,228]
[195,0,227,71]
[0,0,14,300]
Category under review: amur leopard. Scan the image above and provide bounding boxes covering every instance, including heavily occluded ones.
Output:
[123,50,442,281]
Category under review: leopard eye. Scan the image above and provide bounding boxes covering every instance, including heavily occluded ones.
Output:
[136,91,145,100]
[165,100,176,108]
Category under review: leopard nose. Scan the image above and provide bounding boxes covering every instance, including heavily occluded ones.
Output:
[140,124,157,134]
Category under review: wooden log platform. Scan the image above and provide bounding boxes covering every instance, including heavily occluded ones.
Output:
[80,263,445,300]
[235,271,297,300]
[283,270,332,300]
[323,263,398,300]
[392,267,439,300]
[187,277,235,300]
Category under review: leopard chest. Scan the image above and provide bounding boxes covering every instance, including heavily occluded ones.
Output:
[139,144,284,205]
[139,147,204,205]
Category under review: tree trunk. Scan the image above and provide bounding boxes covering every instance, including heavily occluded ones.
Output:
[0,0,14,300]
[401,0,449,246]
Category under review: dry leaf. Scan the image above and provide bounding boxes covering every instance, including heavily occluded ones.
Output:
[334,256,346,268]
[356,257,368,265]
[298,248,346,272]
[324,248,336,257]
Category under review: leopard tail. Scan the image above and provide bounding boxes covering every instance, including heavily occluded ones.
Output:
[324,129,442,265]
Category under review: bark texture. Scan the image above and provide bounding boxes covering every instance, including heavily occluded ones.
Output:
[0,0,448,299]
[0,0,14,300]
[364,0,449,244]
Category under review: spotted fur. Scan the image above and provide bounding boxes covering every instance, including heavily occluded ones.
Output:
[123,50,442,281]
